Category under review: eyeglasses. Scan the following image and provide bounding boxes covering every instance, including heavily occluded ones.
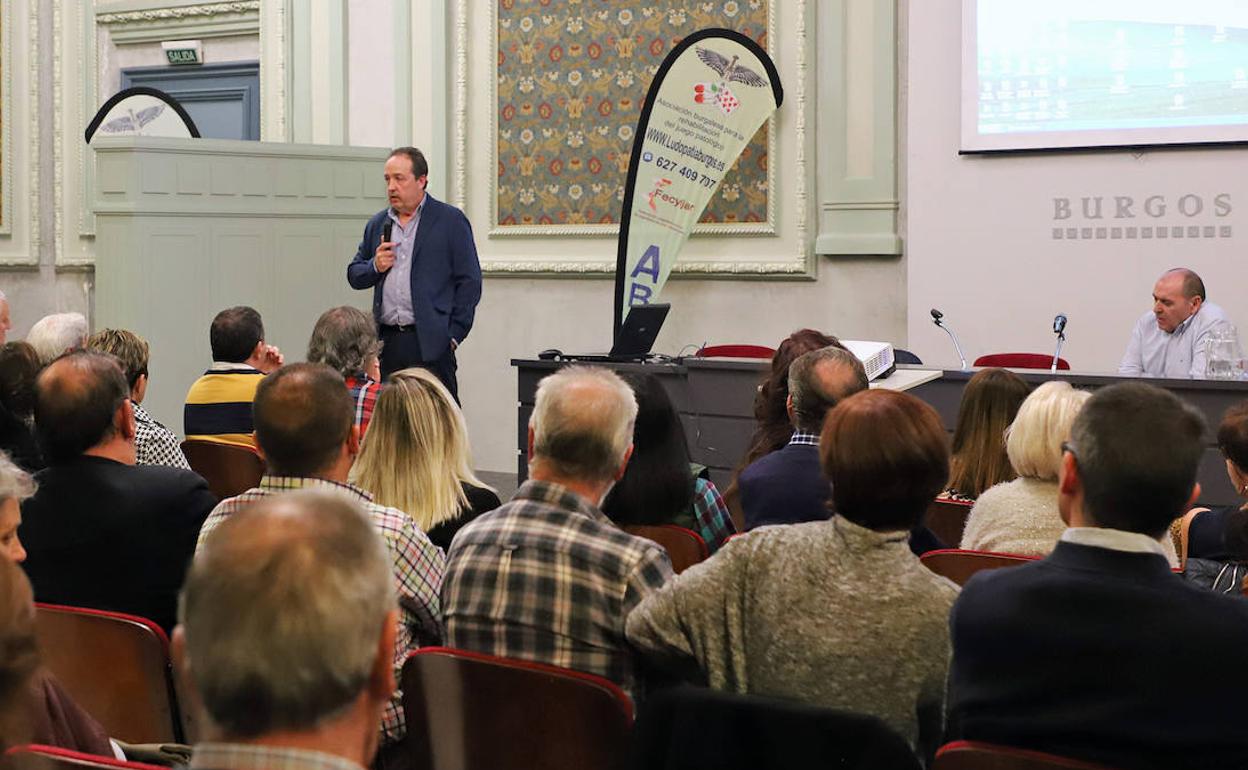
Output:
[1061,441,1077,459]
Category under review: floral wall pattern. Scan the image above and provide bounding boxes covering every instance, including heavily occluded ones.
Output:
[496,0,770,230]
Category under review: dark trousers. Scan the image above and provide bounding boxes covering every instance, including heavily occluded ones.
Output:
[378,325,459,402]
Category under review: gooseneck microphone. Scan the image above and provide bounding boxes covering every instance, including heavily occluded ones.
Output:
[931,308,968,371]
[1051,313,1067,372]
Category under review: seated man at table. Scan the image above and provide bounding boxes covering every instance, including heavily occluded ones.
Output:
[738,347,868,530]
[947,382,1248,769]
[1118,267,1238,379]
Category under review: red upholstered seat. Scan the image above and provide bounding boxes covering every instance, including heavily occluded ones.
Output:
[973,353,1070,371]
[400,647,633,770]
[696,344,776,359]
[919,549,1037,586]
[934,740,1123,769]
[925,499,974,548]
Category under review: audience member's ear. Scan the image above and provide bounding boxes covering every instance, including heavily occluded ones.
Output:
[614,444,634,482]
[1056,450,1079,526]
[526,426,536,463]
[133,372,149,404]
[370,609,399,701]
[347,424,361,460]
[118,398,137,442]
[785,393,796,425]
[170,626,204,728]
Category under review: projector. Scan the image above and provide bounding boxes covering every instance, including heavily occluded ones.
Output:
[840,340,896,381]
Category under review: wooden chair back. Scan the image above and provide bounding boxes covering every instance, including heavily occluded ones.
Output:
[623,525,709,573]
[919,550,1036,586]
[181,439,264,499]
[33,604,185,744]
[401,647,633,770]
[924,499,974,548]
[934,740,1122,769]
[7,745,167,770]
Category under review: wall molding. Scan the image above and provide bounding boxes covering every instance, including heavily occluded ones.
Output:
[95,1,260,44]
[814,0,902,257]
[259,0,290,141]
[0,0,40,266]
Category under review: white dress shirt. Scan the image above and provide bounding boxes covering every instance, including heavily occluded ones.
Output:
[1118,301,1237,379]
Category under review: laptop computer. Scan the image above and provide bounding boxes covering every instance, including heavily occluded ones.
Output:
[567,303,671,362]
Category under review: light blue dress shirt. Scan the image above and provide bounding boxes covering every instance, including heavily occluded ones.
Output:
[378,198,425,326]
[1117,301,1237,379]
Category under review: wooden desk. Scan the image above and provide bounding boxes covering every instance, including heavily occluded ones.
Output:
[512,360,1248,507]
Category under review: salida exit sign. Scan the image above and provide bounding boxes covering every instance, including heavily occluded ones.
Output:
[161,40,203,65]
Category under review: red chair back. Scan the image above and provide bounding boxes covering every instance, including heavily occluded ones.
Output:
[919,550,1037,586]
[934,740,1122,769]
[622,524,709,573]
[7,745,167,770]
[696,344,776,359]
[181,439,265,499]
[33,604,187,744]
[925,499,974,548]
[400,647,633,770]
[973,354,1070,371]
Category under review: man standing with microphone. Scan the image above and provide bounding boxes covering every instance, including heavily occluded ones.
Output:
[347,147,482,400]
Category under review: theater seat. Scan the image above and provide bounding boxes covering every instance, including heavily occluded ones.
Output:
[623,525,709,573]
[934,740,1122,769]
[696,344,776,359]
[924,499,974,548]
[919,550,1036,586]
[6,745,167,770]
[181,440,264,499]
[973,354,1070,371]
[401,647,633,770]
[32,604,188,744]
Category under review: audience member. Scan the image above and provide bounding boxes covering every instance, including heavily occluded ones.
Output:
[25,313,87,366]
[627,389,958,758]
[0,290,10,344]
[306,306,384,437]
[959,382,1090,555]
[738,347,868,530]
[442,366,673,698]
[184,306,283,448]
[196,363,444,753]
[349,367,498,551]
[0,343,42,472]
[176,491,398,770]
[1178,401,1248,588]
[0,452,31,565]
[724,329,842,524]
[86,328,190,470]
[942,368,1030,501]
[947,382,1248,769]
[602,374,735,553]
[19,352,215,632]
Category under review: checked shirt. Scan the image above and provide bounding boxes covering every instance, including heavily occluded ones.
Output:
[196,476,446,745]
[442,479,674,699]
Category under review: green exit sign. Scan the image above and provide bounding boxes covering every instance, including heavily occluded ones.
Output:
[161,40,203,65]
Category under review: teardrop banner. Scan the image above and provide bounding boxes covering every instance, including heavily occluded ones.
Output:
[614,28,783,337]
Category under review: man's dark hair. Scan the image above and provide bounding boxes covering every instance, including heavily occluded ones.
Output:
[1168,267,1207,301]
[788,347,869,432]
[253,364,353,477]
[1069,382,1206,537]
[389,147,429,182]
[34,351,130,464]
[210,306,264,363]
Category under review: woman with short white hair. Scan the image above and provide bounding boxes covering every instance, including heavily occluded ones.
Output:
[960,381,1090,555]
[0,451,33,563]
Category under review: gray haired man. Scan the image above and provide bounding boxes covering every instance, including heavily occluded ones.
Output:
[441,365,673,698]
[175,490,398,770]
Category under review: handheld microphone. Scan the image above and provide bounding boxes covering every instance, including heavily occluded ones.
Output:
[1051,313,1067,372]
[382,220,393,244]
[931,307,968,371]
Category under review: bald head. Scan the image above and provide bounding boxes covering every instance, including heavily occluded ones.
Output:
[530,366,638,483]
[1162,267,1206,301]
[35,351,130,464]
[254,363,353,477]
[179,490,395,739]
[788,347,870,432]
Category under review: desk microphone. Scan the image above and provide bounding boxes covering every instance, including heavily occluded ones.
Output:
[1051,313,1067,372]
[931,308,968,371]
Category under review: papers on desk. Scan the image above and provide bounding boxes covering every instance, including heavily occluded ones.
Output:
[870,368,943,392]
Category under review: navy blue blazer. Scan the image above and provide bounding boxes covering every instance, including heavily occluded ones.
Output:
[347,194,483,360]
[738,443,831,530]
[947,540,1248,769]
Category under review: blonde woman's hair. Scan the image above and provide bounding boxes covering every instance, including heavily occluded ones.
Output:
[349,368,491,533]
[1006,381,1091,481]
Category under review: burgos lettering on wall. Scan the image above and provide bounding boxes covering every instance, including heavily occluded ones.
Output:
[1052,193,1233,242]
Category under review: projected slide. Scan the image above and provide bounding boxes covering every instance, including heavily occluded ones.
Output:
[962,1,1248,152]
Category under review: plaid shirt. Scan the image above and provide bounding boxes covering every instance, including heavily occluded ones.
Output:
[197,476,446,745]
[690,477,736,554]
[190,743,363,770]
[344,375,382,438]
[788,430,820,447]
[132,401,190,470]
[442,479,674,699]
